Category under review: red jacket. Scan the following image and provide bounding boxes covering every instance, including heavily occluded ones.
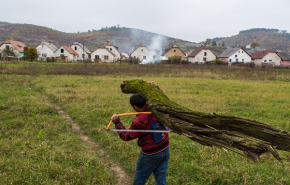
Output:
[113,106,169,155]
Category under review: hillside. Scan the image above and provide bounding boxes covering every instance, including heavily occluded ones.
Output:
[215,28,290,52]
[0,22,194,52]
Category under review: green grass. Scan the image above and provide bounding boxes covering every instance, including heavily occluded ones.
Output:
[1,62,290,184]
[0,75,117,185]
[29,75,290,185]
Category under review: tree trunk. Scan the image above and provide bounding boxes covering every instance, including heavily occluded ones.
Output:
[121,79,290,162]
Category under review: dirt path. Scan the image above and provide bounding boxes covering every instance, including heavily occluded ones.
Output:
[24,81,132,185]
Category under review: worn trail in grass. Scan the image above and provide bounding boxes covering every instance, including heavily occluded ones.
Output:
[24,78,132,185]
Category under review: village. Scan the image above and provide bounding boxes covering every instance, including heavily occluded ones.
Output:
[0,39,290,67]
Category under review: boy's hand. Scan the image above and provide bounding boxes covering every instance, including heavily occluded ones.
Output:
[149,81,158,87]
[111,114,119,121]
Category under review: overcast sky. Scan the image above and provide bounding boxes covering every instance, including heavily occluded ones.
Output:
[1,0,289,43]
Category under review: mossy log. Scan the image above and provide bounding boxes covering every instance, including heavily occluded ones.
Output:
[121,79,290,162]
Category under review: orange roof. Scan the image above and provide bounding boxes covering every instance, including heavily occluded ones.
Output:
[63,45,79,56]
[3,39,26,52]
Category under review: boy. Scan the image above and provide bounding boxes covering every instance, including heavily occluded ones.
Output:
[111,92,169,185]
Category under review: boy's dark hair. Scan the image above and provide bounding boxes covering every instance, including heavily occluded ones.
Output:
[130,93,146,108]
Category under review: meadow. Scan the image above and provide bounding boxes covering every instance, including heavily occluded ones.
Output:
[1,62,290,184]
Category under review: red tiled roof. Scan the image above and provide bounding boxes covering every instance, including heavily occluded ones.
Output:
[250,50,275,59]
[139,43,144,47]
[3,39,26,52]
[63,45,78,56]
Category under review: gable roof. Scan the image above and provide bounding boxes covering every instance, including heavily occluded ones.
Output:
[162,45,186,56]
[130,43,149,56]
[218,48,242,58]
[71,42,91,54]
[277,52,290,61]
[188,46,211,57]
[250,50,275,59]
[2,39,26,52]
[40,42,58,52]
[63,45,79,56]
[93,45,116,56]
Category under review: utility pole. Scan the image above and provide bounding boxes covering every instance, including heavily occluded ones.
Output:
[83,42,85,63]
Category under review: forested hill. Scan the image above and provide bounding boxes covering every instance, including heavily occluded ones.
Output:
[0,22,193,52]
[214,28,290,52]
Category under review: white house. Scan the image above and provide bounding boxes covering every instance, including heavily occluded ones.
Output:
[250,50,275,66]
[36,42,57,61]
[217,48,252,64]
[187,46,216,64]
[0,39,26,58]
[70,42,91,61]
[105,41,121,60]
[54,45,78,62]
[91,45,117,63]
[130,43,150,63]
[261,52,282,66]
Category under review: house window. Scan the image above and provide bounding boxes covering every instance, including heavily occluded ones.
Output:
[236,59,238,62]
[141,49,143,52]
[229,59,232,62]
[238,51,240,53]
[61,49,64,53]
[82,54,85,58]
[264,60,267,62]
[269,60,272,62]
[203,57,206,61]
[104,55,108,60]
[5,45,9,50]
[75,47,77,50]
[134,56,136,59]
[204,52,207,56]
[174,50,176,52]
[143,56,146,59]
[235,55,237,57]
[242,51,244,53]
[95,55,100,59]
[242,59,244,62]
[42,53,47,57]
[110,48,112,51]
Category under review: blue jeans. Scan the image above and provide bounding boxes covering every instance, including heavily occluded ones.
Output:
[133,147,170,185]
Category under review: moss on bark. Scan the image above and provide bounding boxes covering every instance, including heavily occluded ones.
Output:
[121,79,290,162]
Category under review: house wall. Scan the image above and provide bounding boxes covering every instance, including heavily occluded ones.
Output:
[262,53,281,66]
[164,48,185,61]
[106,46,121,59]
[0,43,20,57]
[36,44,55,60]
[253,59,262,65]
[282,61,290,66]
[91,48,115,62]
[228,49,251,63]
[71,44,89,60]
[130,47,150,62]
[188,49,216,63]
[54,46,77,62]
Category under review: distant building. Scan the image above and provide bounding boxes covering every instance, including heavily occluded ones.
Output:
[187,46,216,64]
[162,45,186,61]
[54,45,78,62]
[36,41,57,60]
[0,39,26,58]
[70,42,91,61]
[250,50,275,66]
[217,48,252,64]
[91,45,117,63]
[105,41,121,60]
[130,43,150,63]
[277,52,290,66]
